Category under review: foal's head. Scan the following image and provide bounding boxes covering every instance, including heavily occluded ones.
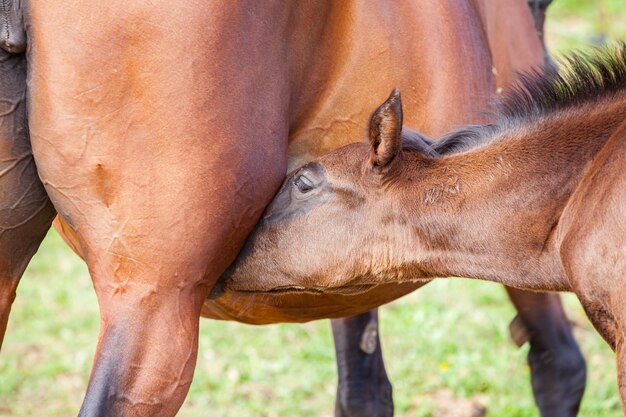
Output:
[217,89,430,296]
[214,44,626,297]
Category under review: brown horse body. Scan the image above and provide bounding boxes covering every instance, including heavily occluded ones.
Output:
[0,0,585,415]
[219,46,626,410]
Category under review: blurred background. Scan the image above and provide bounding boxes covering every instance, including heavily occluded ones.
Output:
[1,1,625,416]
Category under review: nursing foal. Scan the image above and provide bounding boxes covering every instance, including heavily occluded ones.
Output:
[218,45,626,409]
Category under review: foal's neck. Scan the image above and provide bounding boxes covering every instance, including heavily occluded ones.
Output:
[408,98,626,291]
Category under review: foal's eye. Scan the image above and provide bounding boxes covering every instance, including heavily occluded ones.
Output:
[294,174,314,193]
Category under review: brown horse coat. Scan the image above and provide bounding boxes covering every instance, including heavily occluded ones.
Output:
[0,0,584,415]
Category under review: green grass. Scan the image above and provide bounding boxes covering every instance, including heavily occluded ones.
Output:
[0,232,620,416]
[547,0,626,52]
[2,2,626,416]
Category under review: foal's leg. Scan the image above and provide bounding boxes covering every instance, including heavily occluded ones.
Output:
[506,288,586,417]
[611,301,626,412]
[332,310,393,417]
[0,48,55,348]
[614,336,626,414]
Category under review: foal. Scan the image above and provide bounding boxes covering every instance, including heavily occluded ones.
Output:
[217,45,626,408]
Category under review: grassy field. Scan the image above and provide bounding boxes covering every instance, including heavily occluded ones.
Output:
[546,0,626,52]
[2,2,626,417]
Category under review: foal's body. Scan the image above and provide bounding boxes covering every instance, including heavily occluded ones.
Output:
[218,46,626,410]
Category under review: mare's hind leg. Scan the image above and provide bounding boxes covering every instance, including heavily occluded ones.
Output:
[506,289,586,417]
[0,48,55,348]
[332,310,393,417]
[27,2,289,415]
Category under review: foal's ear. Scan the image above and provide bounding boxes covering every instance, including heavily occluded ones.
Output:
[369,88,403,169]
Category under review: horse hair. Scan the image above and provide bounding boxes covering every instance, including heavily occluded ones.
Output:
[426,42,626,156]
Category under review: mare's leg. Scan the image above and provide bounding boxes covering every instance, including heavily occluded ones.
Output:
[26,2,288,415]
[0,47,55,348]
[332,310,393,417]
[506,289,586,417]
[527,0,553,46]
[527,0,559,73]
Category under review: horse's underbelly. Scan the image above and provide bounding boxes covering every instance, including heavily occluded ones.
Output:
[200,281,426,324]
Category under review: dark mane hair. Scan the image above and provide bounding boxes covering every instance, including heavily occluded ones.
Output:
[427,42,626,156]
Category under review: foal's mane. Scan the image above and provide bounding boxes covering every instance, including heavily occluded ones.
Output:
[427,43,626,156]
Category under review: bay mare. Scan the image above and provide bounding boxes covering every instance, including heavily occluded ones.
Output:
[217,45,626,411]
[0,0,583,415]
